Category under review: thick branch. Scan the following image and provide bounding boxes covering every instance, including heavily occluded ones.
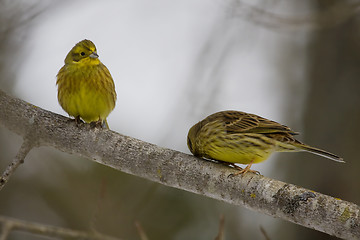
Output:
[0,89,359,239]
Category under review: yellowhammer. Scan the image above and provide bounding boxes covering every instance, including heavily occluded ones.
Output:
[57,39,116,128]
[187,110,344,174]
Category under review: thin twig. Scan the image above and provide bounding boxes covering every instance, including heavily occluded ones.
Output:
[135,221,149,240]
[90,179,107,231]
[214,215,225,240]
[0,215,122,240]
[234,1,360,31]
[260,225,271,240]
[0,221,11,240]
[0,139,33,191]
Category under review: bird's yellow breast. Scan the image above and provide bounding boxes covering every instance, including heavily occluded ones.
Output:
[57,63,116,123]
[199,133,277,164]
[204,146,272,164]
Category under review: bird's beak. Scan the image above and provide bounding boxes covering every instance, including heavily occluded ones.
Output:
[89,52,99,58]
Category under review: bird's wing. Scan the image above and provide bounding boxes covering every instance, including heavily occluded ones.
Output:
[216,111,298,135]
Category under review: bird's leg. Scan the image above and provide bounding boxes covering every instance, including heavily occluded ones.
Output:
[229,160,260,176]
[90,120,102,128]
[90,118,108,129]
[74,116,83,125]
[228,163,244,171]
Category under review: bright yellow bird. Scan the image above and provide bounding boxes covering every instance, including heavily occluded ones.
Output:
[187,110,344,174]
[57,39,116,128]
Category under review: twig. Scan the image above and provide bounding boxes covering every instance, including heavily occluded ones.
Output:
[0,90,359,239]
[0,215,122,240]
[260,226,271,240]
[234,1,360,31]
[0,221,11,240]
[90,179,107,231]
[214,215,225,240]
[0,139,33,191]
[135,221,149,240]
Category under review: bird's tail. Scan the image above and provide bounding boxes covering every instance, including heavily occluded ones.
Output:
[297,144,344,163]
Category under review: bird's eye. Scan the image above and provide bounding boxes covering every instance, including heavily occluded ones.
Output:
[80,52,85,56]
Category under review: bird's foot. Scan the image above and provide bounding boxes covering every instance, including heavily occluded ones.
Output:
[227,161,260,177]
[69,116,84,126]
[90,120,104,129]
[75,116,83,124]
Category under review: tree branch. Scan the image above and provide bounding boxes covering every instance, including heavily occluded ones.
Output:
[0,139,34,190]
[0,89,359,239]
[234,1,360,31]
[0,215,122,240]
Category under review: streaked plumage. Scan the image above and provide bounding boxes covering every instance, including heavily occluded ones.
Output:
[57,39,116,128]
[187,110,344,174]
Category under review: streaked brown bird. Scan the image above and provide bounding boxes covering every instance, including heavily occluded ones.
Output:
[187,110,344,174]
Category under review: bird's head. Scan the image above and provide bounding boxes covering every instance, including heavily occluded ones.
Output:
[64,39,100,65]
[187,122,202,156]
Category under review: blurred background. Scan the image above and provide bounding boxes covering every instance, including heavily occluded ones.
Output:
[1,0,359,239]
